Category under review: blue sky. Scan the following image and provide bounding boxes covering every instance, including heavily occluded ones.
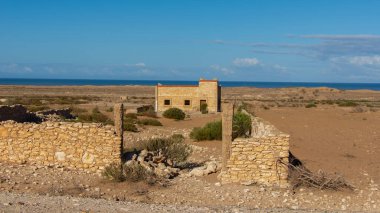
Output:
[1,0,380,82]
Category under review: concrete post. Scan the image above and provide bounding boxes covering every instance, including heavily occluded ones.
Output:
[114,103,124,162]
[222,103,234,170]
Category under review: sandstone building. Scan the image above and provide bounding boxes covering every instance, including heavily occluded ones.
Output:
[155,79,221,113]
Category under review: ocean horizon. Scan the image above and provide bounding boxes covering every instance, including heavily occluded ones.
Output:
[1,78,380,91]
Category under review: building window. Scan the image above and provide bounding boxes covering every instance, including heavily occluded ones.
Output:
[184,100,191,106]
[164,99,171,105]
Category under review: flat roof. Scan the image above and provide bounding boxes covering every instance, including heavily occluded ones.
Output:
[156,85,198,87]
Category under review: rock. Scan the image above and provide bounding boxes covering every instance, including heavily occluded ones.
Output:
[290,205,299,210]
[54,152,66,161]
[241,181,253,186]
[139,150,148,158]
[188,161,220,177]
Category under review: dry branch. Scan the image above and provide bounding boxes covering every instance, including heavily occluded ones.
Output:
[277,158,355,191]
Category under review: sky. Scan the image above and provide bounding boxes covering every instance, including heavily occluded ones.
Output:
[1,0,380,82]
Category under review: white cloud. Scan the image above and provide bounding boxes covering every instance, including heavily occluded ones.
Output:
[210,65,234,75]
[124,62,146,68]
[347,55,380,66]
[331,55,380,66]
[233,58,260,67]
[135,62,146,67]
[293,34,380,40]
[23,66,33,72]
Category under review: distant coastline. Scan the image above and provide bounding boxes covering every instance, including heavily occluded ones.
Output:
[0,78,380,91]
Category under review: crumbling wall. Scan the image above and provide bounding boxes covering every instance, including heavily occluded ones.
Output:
[0,121,121,173]
[0,104,124,173]
[219,108,290,188]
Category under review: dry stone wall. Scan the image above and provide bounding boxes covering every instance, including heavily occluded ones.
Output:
[0,121,121,173]
[220,112,290,188]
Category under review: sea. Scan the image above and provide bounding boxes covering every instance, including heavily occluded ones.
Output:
[0,78,380,91]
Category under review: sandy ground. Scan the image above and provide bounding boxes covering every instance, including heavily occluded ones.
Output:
[1,85,380,212]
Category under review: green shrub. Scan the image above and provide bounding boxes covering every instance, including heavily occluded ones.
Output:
[102,163,125,182]
[338,100,358,107]
[305,103,317,108]
[76,107,113,125]
[106,107,114,112]
[124,121,138,132]
[139,135,191,164]
[138,110,158,118]
[137,106,157,118]
[163,108,186,120]
[190,120,222,141]
[138,118,162,126]
[125,113,138,119]
[232,112,251,139]
[190,112,252,141]
[200,103,208,114]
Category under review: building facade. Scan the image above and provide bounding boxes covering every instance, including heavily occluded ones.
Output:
[155,79,221,113]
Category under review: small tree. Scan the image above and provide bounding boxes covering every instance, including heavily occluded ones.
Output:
[163,108,186,120]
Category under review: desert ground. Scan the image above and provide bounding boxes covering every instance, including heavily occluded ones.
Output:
[0,85,380,212]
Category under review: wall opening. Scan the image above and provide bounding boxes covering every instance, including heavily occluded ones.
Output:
[164,99,171,105]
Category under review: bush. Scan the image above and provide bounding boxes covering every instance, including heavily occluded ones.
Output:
[138,110,158,118]
[200,103,208,114]
[190,112,252,141]
[338,100,358,107]
[137,105,157,118]
[138,118,162,126]
[139,134,191,164]
[232,112,252,139]
[305,103,317,108]
[102,163,125,182]
[124,122,138,132]
[76,107,113,125]
[125,113,138,119]
[123,163,154,182]
[190,121,222,141]
[103,162,156,184]
[163,108,186,120]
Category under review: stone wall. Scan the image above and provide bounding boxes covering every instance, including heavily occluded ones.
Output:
[219,110,290,188]
[0,121,122,173]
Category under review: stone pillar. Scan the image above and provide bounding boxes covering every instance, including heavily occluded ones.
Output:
[222,103,234,170]
[114,103,124,162]
[114,104,124,138]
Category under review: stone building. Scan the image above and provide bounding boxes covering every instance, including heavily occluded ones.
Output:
[155,79,221,113]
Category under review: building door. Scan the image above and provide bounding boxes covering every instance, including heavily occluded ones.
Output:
[200,100,207,111]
